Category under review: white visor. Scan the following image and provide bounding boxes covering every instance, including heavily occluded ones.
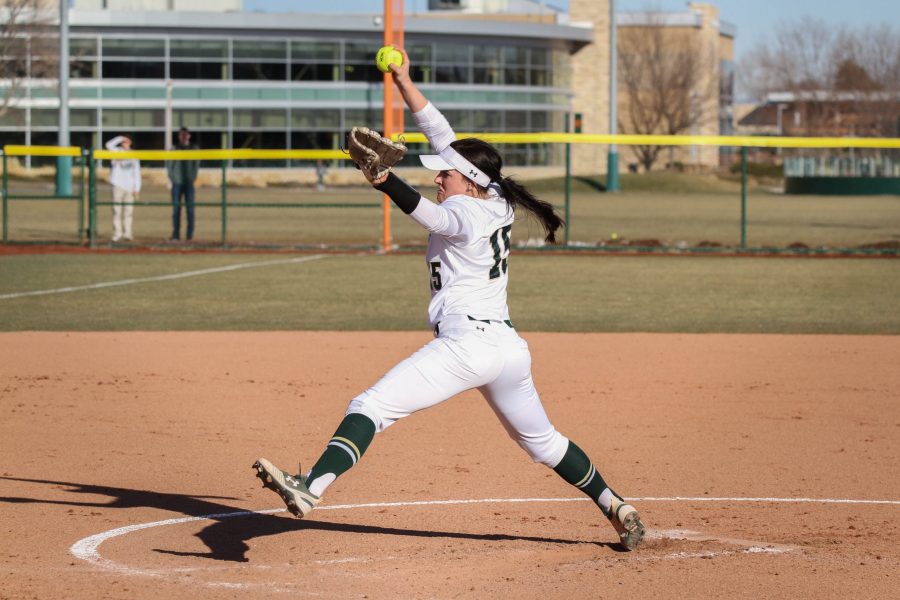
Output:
[419,146,492,188]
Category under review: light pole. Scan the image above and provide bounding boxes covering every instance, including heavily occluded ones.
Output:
[56,0,71,196]
[606,0,619,192]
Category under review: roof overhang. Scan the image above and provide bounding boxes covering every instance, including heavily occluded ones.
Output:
[69,9,594,48]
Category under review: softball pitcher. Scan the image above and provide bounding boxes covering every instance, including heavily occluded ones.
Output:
[254,48,645,551]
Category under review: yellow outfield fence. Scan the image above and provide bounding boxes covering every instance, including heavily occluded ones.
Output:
[1,136,899,253]
[1,146,353,246]
[0,145,351,162]
[394,132,900,149]
[1,146,89,243]
[91,148,352,161]
[3,145,83,157]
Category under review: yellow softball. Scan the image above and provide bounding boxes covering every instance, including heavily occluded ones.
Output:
[376,45,403,73]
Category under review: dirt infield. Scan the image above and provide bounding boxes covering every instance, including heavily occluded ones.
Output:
[1,332,898,599]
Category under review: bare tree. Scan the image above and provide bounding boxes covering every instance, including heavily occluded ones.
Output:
[739,19,900,137]
[833,25,900,137]
[617,19,717,171]
[0,0,57,120]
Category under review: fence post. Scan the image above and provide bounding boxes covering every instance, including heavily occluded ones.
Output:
[88,149,97,248]
[220,160,228,245]
[79,149,87,243]
[740,146,747,249]
[2,152,7,243]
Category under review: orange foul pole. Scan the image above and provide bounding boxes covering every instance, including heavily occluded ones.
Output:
[382,0,404,252]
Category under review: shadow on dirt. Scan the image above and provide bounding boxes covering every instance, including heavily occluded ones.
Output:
[0,475,618,562]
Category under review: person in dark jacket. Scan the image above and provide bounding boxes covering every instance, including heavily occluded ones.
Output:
[167,127,199,241]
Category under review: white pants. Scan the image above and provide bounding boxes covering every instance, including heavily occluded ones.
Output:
[112,186,134,240]
[347,315,569,467]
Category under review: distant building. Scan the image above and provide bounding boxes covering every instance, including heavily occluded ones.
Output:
[1,1,590,171]
[739,91,900,181]
[75,0,240,10]
[616,3,736,170]
[1,0,735,175]
[739,91,900,138]
[427,0,560,15]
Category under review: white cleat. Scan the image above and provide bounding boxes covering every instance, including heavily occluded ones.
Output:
[252,457,320,518]
[607,497,645,551]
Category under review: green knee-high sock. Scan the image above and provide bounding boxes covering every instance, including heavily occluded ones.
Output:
[553,441,619,514]
[305,413,376,497]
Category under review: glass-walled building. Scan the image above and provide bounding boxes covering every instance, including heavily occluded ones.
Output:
[0,9,591,168]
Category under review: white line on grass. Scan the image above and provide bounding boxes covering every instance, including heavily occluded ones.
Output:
[0,255,326,300]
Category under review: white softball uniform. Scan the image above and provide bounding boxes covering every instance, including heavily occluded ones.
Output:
[105,136,141,240]
[106,136,142,193]
[347,103,569,468]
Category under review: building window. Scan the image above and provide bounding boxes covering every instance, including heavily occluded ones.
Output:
[103,38,165,58]
[434,42,470,84]
[472,109,503,131]
[102,61,165,78]
[0,109,26,127]
[441,109,474,131]
[70,37,99,79]
[473,46,501,85]
[233,40,287,80]
[170,62,227,79]
[291,63,339,81]
[70,37,97,56]
[102,109,165,128]
[233,130,287,149]
[233,109,287,129]
[174,109,228,128]
[290,131,336,152]
[344,108,382,131]
[291,108,340,129]
[71,59,98,78]
[171,39,228,59]
[407,44,434,83]
[344,42,385,83]
[290,41,339,81]
[503,46,529,86]
[71,109,97,127]
[506,110,528,131]
[529,49,552,86]
[233,62,286,80]
[101,38,166,79]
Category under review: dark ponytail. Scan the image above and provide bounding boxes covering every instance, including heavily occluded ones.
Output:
[496,176,564,244]
[451,138,566,244]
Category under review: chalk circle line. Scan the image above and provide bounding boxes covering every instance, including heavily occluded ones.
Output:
[70,494,900,582]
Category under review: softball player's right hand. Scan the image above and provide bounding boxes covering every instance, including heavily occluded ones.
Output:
[388,47,411,83]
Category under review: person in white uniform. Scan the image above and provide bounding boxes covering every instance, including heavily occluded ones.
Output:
[105,135,141,242]
[254,48,645,550]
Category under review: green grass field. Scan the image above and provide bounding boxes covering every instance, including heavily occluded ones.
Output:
[3,172,898,333]
[3,172,899,250]
[2,251,898,333]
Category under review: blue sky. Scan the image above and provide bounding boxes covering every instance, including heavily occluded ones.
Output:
[244,0,900,62]
[617,0,900,62]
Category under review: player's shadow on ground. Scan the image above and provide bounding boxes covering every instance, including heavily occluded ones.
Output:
[574,176,607,192]
[157,513,617,562]
[0,476,617,563]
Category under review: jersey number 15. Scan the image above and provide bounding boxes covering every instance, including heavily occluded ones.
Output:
[429,225,512,292]
[489,224,512,280]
